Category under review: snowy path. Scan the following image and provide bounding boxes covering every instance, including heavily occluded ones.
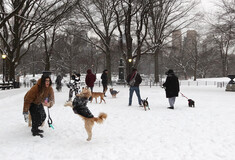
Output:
[0,85,234,160]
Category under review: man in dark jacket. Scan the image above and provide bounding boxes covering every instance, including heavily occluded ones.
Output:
[85,69,96,92]
[126,68,142,106]
[163,69,180,109]
[101,69,108,96]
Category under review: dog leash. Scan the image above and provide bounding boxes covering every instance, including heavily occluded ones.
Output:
[47,107,54,129]
[180,92,189,100]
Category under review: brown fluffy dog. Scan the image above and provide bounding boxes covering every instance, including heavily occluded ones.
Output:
[64,87,107,141]
[90,92,106,104]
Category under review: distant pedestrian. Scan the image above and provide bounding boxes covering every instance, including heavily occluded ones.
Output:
[85,69,96,92]
[126,68,142,106]
[55,74,62,92]
[67,72,81,101]
[163,69,180,109]
[101,69,108,96]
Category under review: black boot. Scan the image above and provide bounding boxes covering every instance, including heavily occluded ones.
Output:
[36,128,44,133]
[31,128,44,138]
[167,106,174,109]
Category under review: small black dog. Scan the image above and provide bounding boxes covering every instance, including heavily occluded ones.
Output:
[141,98,150,111]
[188,99,195,107]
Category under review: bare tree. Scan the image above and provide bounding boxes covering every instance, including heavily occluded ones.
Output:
[42,26,57,71]
[0,0,26,28]
[113,0,150,76]
[53,27,94,76]
[210,0,235,76]
[75,0,118,82]
[0,0,75,81]
[147,0,199,83]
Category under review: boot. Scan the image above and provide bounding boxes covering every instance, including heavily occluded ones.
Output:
[167,106,174,109]
[31,128,44,137]
[36,128,44,133]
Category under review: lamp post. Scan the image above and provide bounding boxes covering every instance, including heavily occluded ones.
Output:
[127,58,133,77]
[2,54,6,83]
[117,58,125,84]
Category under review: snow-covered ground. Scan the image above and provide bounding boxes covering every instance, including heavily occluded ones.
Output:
[0,80,234,160]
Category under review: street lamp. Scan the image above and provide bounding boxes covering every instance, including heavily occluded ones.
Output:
[117,58,125,84]
[2,54,7,83]
[128,58,132,63]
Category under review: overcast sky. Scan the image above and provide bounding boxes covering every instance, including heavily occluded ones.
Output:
[200,0,219,14]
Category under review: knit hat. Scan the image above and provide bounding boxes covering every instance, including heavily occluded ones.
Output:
[166,69,174,75]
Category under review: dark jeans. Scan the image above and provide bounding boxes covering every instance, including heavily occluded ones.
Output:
[102,83,108,94]
[88,87,93,93]
[29,103,46,130]
[129,86,142,105]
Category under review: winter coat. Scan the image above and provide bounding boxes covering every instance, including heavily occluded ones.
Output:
[55,75,62,85]
[163,73,180,98]
[101,71,108,85]
[72,96,94,118]
[126,71,142,87]
[23,78,54,113]
[85,69,96,87]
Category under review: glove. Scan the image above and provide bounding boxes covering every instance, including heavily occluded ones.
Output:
[23,112,29,123]
[48,101,54,108]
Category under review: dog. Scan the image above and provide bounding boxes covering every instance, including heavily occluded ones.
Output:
[188,99,195,107]
[109,88,119,98]
[64,87,107,141]
[90,92,106,104]
[141,97,150,111]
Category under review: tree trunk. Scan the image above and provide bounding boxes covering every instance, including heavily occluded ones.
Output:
[105,46,112,83]
[44,53,50,71]
[9,61,15,81]
[154,48,159,83]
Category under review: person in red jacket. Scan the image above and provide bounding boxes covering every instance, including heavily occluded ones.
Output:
[85,69,96,92]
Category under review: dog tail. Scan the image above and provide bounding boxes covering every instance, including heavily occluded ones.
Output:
[94,112,107,124]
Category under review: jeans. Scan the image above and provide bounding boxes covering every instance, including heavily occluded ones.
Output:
[129,86,142,105]
[102,83,108,94]
[168,97,176,107]
[89,87,93,93]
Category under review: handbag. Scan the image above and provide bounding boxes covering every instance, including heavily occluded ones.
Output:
[129,72,137,86]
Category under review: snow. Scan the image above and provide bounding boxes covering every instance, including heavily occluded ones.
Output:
[0,78,235,160]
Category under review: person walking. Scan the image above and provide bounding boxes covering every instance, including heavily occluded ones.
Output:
[67,72,81,101]
[163,69,180,109]
[55,74,62,92]
[101,69,108,96]
[23,74,55,137]
[126,68,142,106]
[85,69,96,92]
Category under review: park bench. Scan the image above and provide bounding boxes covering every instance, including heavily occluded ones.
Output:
[0,82,14,90]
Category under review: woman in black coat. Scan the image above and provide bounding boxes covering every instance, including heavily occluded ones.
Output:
[101,69,108,96]
[163,69,180,109]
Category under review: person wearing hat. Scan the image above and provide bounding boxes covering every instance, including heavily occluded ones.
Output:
[23,74,55,137]
[163,69,180,109]
[126,68,142,106]
[101,69,108,96]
